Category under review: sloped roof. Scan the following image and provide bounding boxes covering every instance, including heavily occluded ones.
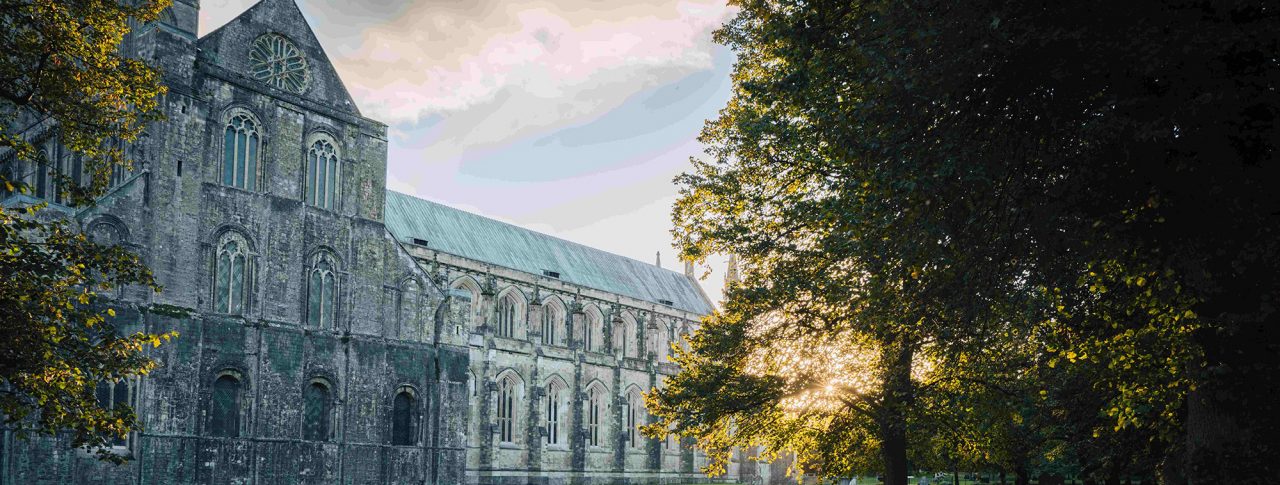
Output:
[384,191,714,316]
[196,0,360,116]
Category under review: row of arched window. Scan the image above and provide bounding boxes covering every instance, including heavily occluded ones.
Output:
[459,280,680,363]
[206,372,421,446]
[220,109,340,210]
[481,373,650,450]
[211,231,339,331]
[3,133,136,206]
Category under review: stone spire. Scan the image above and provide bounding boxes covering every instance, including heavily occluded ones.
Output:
[655,251,662,268]
[725,254,740,286]
[684,259,695,279]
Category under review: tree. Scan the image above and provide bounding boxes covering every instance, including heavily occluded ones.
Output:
[648,0,1279,483]
[1,0,173,462]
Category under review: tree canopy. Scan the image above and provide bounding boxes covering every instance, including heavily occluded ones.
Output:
[1,0,173,462]
[647,1,1279,483]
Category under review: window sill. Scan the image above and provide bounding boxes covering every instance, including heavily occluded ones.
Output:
[498,442,522,450]
[303,203,341,215]
[210,182,263,197]
[544,444,570,452]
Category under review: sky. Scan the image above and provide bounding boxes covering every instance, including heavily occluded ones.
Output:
[198,0,738,305]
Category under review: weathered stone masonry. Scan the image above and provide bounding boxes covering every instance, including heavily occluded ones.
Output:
[0,0,757,483]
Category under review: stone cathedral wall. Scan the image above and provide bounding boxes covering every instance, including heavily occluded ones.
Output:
[409,246,739,485]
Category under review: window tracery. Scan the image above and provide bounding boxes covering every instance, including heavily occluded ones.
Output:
[305,136,338,209]
[544,379,563,445]
[214,232,250,315]
[221,112,260,190]
[496,374,518,444]
[495,291,521,338]
[249,33,310,94]
[306,252,337,328]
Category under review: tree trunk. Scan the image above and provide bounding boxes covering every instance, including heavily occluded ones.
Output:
[877,338,914,485]
[1185,384,1239,484]
[1014,465,1029,485]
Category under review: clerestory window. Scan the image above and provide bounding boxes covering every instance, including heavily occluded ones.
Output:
[222,113,260,190]
[304,137,339,209]
[495,293,519,338]
[583,307,603,352]
[541,302,561,346]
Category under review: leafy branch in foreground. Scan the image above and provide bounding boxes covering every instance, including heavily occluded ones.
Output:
[1,0,174,463]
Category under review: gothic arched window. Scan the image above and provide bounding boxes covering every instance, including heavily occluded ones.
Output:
[496,374,518,444]
[541,299,563,346]
[618,313,642,359]
[495,292,520,338]
[583,306,603,353]
[586,385,605,447]
[391,388,418,446]
[544,379,563,445]
[626,390,643,448]
[307,253,337,328]
[210,374,242,438]
[303,380,332,441]
[222,112,260,190]
[95,379,134,446]
[305,137,339,209]
[214,232,250,315]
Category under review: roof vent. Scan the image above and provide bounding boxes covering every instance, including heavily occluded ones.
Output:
[658,299,674,306]
[410,238,429,246]
[542,270,561,279]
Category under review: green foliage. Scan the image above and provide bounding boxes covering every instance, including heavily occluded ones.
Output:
[0,0,174,464]
[1,0,169,199]
[654,0,1278,483]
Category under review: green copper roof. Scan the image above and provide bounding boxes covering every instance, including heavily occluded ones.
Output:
[384,191,713,315]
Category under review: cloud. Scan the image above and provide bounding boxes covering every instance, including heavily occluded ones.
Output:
[202,0,733,158]
[311,0,733,135]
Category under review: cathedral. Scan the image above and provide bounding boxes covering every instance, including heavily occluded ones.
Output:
[0,0,765,483]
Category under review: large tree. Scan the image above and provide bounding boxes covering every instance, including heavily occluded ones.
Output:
[1,0,173,462]
[648,0,1279,483]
